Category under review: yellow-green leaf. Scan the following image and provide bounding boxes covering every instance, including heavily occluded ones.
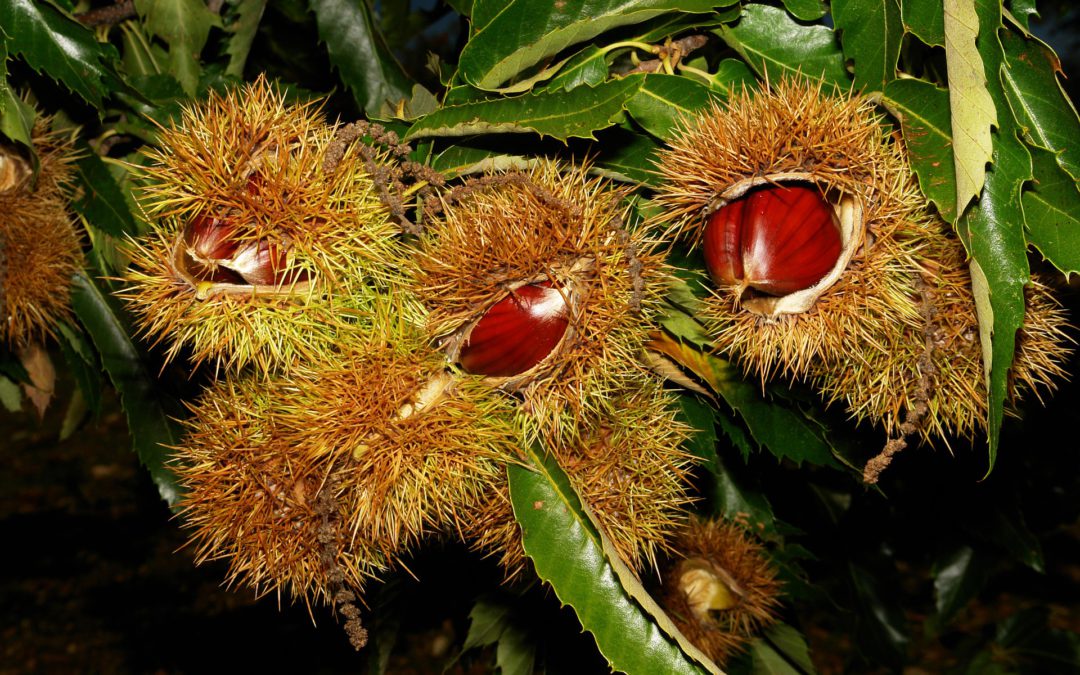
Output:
[944,0,998,215]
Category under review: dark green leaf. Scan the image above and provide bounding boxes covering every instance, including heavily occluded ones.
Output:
[625,73,718,140]
[596,127,662,185]
[633,9,737,42]
[1006,0,1039,31]
[70,273,183,506]
[0,34,34,150]
[681,57,756,97]
[717,378,836,468]
[0,0,118,108]
[883,78,958,222]
[779,0,826,21]
[56,321,103,418]
[749,623,818,674]
[848,561,910,666]
[0,82,36,151]
[72,149,139,238]
[546,45,609,92]
[495,622,536,675]
[445,0,472,15]
[955,0,1032,473]
[648,335,837,467]
[711,452,778,536]
[460,0,721,89]
[508,451,719,675]
[833,0,903,91]
[1023,146,1080,275]
[961,495,1045,573]
[405,78,644,141]
[224,0,267,78]
[310,0,411,114]
[932,545,993,629]
[462,595,512,651]
[901,0,944,46]
[119,20,166,78]
[1000,30,1080,182]
[716,4,849,89]
[677,394,720,467]
[134,0,219,96]
[995,607,1080,670]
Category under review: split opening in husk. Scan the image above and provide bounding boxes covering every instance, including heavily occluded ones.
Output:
[706,174,864,318]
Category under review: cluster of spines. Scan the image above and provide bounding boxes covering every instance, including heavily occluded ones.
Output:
[1,122,82,348]
[651,78,1072,443]
[120,76,421,377]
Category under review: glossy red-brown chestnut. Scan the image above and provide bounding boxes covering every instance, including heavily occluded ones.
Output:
[187,214,239,264]
[458,283,570,378]
[703,184,841,297]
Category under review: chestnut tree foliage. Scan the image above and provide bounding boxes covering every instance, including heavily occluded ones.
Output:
[2,0,1079,672]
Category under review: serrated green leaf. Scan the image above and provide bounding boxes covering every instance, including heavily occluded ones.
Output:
[73,150,139,239]
[882,78,958,222]
[0,0,117,108]
[460,0,722,90]
[647,334,837,468]
[779,0,826,21]
[134,0,218,96]
[405,78,644,141]
[901,0,944,46]
[224,0,266,78]
[1023,147,1080,275]
[508,450,720,675]
[999,29,1080,182]
[462,595,513,651]
[70,273,183,506]
[932,545,993,628]
[546,45,609,92]
[944,0,997,216]
[833,0,902,92]
[625,73,718,140]
[310,0,411,114]
[0,35,33,150]
[748,624,817,674]
[0,83,36,151]
[955,0,1031,473]
[716,4,849,88]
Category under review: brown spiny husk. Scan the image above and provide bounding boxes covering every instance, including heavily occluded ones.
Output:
[651,78,1072,442]
[0,123,82,347]
[176,337,521,604]
[176,376,393,606]
[462,382,697,579]
[120,75,421,375]
[661,518,782,665]
[413,159,672,428]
